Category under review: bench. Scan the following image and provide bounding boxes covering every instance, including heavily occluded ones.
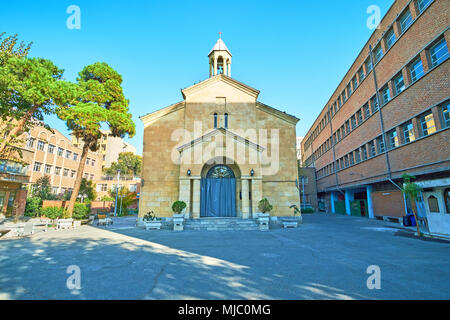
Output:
[57,219,74,230]
[97,214,113,226]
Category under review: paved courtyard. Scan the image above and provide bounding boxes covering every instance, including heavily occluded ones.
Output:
[0,213,449,300]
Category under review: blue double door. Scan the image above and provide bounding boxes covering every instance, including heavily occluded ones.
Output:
[200,178,237,217]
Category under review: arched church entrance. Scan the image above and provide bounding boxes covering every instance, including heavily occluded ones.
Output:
[200,164,237,217]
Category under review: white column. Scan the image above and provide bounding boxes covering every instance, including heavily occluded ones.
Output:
[241,179,249,219]
[179,179,191,218]
[192,179,201,219]
[228,61,231,77]
[214,59,218,76]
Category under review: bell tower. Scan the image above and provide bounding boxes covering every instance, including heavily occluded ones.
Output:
[208,33,232,77]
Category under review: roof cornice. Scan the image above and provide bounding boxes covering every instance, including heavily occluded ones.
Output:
[140,101,185,127]
[256,102,300,125]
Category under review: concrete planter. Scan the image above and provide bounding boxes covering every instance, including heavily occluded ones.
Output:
[144,220,162,230]
[73,220,82,228]
[256,213,270,231]
[173,214,185,231]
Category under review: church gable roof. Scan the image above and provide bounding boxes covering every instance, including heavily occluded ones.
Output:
[140,101,185,127]
[181,74,260,100]
[176,127,265,153]
[256,102,300,125]
[208,38,232,56]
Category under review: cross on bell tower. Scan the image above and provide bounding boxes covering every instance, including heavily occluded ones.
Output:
[208,33,232,77]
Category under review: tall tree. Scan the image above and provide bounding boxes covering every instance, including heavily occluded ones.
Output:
[103,152,142,176]
[401,174,423,237]
[57,62,135,216]
[0,56,76,156]
[31,175,58,200]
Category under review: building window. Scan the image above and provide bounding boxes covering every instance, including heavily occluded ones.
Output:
[361,145,368,161]
[377,136,385,153]
[342,90,347,102]
[37,140,45,151]
[427,195,440,213]
[363,103,371,119]
[365,58,373,73]
[63,168,69,177]
[358,67,365,81]
[417,0,432,13]
[27,138,35,149]
[91,159,96,167]
[371,96,379,113]
[441,102,450,128]
[345,120,350,134]
[224,113,229,129]
[374,45,383,63]
[66,150,72,159]
[352,76,358,90]
[420,111,436,136]
[368,141,376,157]
[344,155,349,168]
[387,129,399,149]
[48,144,55,154]
[385,28,396,49]
[44,165,52,174]
[409,58,424,82]
[86,158,90,165]
[351,115,357,130]
[338,96,342,107]
[357,110,363,125]
[33,162,42,172]
[55,167,61,175]
[355,149,361,163]
[349,152,355,165]
[347,83,352,97]
[52,187,58,194]
[445,188,450,213]
[403,121,416,143]
[399,9,413,34]
[380,86,391,105]
[57,148,64,157]
[71,170,76,178]
[90,174,94,180]
[73,153,78,161]
[393,73,405,95]
[213,113,218,128]
[337,129,341,141]
[429,38,449,68]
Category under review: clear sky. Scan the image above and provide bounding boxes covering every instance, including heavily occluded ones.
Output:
[1,0,394,155]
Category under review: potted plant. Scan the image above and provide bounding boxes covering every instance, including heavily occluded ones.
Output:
[172,201,187,231]
[256,198,272,231]
[143,211,162,230]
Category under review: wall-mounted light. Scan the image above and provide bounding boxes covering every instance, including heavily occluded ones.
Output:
[250,169,255,176]
[187,169,191,176]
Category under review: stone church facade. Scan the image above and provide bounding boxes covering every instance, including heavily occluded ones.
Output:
[139,37,300,220]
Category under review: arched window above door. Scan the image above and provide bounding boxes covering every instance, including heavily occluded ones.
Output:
[427,195,440,213]
[206,165,235,179]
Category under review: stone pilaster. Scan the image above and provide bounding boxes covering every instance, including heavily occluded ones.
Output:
[192,179,201,219]
[241,179,249,219]
[179,179,191,218]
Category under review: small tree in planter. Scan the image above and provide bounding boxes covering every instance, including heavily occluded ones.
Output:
[172,201,187,217]
[143,211,162,230]
[401,174,423,237]
[258,198,273,216]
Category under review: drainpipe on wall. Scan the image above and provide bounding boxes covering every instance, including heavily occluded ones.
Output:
[369,44,393,181]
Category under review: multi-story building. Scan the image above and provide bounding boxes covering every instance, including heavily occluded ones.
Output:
[94,175,140,201]
[0,147,33,217]
[72,129,137,169]
[25,126,103,196]
[301,0,449,235]
[296,137,304,162]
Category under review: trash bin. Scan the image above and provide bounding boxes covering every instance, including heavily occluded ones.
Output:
[403,214,416,227]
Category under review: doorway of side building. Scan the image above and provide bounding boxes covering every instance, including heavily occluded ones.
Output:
[351,191,368,217]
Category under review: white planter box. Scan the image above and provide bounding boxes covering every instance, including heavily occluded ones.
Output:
[73,220,81,228]
[256,213,270,231]
[173,214,185,231]
[427,214,450,237]
[57,219,73,230]
[144,221,162,230]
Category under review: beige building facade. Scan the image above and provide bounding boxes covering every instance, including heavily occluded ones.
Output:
[72,129,137,169]
[25,126,102,196]
[139,38,300,220]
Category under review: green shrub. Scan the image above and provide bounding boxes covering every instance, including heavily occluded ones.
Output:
[172,201,187,214]
[301,208,315,214]
[25,197,42,217]
[72,203,90,220]
[258,198,273,213]
[41,206,64,220]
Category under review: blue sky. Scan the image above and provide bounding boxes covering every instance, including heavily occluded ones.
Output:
[1,0,393,155]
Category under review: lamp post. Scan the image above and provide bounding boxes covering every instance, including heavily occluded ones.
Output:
[114,169,121,217]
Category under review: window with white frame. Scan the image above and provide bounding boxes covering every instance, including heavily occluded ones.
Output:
[48,144,55,154]
[420,111,436,136]
[33,162,42,172]
[387,129,399,149]
[73,153,78,161]
[399,9,413,34]
[381,86,391,105]
[409,58,424,82]
[44,165,52,174]
[374,45,383,63]
[385,28,396,49]
[393,73,405,95]
[27,138,35,149]
[417,0,432,13]
[442,102,450,128]
[403,121,416,143]
[429,38,449,68]
[55,167,61,175]
[37,140,45,151]
[57,148,64,157]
